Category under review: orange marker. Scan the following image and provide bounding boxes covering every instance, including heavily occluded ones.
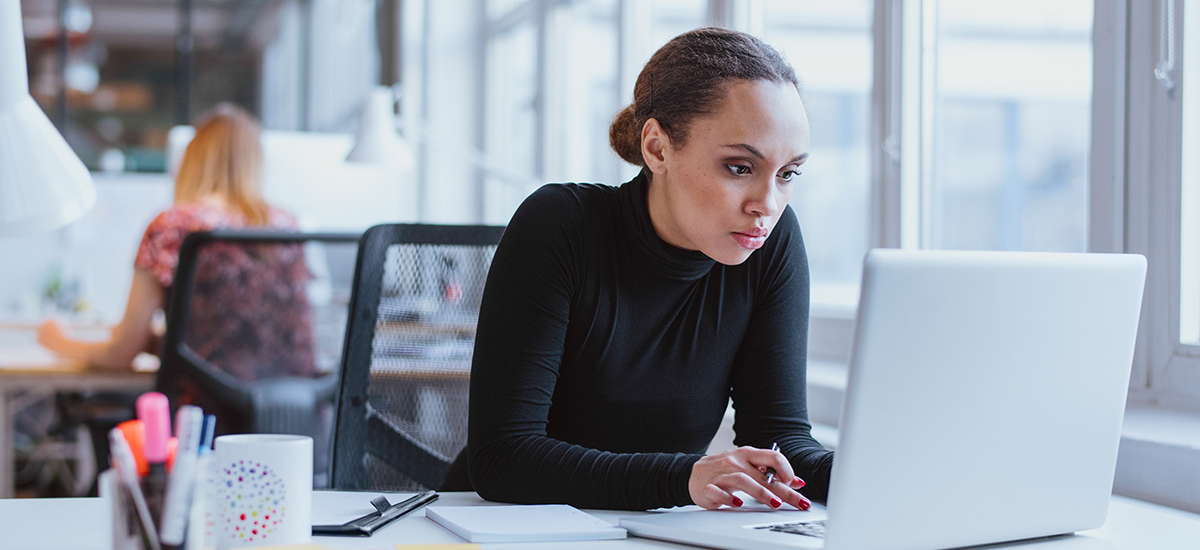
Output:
[115,420,148,477]
[166,437,178,473]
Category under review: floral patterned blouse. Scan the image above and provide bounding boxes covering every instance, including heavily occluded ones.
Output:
[135,203,299,288]
[134,203,318,388]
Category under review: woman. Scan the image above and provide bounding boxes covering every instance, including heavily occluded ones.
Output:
[467,27,832,512]
[38,103,310,378]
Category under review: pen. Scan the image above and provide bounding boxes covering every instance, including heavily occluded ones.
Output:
[198,414,216,454]
[160,405,203,547]
[765,442,780,485]
[111,428,163,550]
[185,415,217,550]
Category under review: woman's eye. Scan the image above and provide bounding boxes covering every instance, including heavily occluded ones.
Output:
[726,164,751,176]
[779,170,802,182]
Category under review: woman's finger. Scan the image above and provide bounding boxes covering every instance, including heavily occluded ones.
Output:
[766,477,811,511]
[760,471,812,511]
[701,483,741,510]
[718,472,791,510]
[725,469,812,511]
[744,447,798,484]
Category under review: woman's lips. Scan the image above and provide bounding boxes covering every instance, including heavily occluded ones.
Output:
[732,229,768,249]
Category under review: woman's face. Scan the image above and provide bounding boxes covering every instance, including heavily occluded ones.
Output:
[643,79,809,266]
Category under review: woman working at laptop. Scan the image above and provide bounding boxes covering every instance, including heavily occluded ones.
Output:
[465,27,831,512]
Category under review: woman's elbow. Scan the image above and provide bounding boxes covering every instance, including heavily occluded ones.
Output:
[468,447,501,500]
[467,443,525,503]
[93,332,152,370]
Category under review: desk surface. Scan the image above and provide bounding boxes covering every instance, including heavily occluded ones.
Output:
[3,491,1199,550]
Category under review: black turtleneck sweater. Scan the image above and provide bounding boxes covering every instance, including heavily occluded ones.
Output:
[467,173,834,511]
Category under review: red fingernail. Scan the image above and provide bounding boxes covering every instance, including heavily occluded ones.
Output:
[770,497,782,508]
[793,478,806,488]
[731,496,744,507]
[800,500,811,511]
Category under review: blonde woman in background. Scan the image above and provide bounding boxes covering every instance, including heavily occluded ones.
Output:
[38,103,307,375]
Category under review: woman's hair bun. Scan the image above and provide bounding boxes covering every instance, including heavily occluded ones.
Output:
[608,104,644,166]
[608,28,800,169]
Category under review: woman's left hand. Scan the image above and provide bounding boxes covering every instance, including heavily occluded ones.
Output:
[688,446,811,511]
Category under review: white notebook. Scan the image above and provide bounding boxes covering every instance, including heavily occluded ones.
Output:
[425,504,627,543]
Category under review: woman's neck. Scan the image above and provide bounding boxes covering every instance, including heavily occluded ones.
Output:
[184,195,229,210]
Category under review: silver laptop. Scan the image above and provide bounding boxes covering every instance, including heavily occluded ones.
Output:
[620,249,1146,550]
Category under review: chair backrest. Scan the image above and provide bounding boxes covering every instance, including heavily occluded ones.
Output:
[157,229,360,486]
[331,223,504,492]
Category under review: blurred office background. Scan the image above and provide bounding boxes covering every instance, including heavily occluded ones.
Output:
[3,0,1092,325]
[9,0,1200,514]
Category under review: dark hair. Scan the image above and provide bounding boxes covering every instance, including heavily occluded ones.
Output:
[609,27,801,166]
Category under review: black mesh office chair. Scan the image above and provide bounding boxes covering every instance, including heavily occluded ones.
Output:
[157,229,360,486]
[330,224,504,492]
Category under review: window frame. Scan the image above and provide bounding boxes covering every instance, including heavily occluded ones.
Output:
[810,0,1150,373]
[1123,0,1200,412]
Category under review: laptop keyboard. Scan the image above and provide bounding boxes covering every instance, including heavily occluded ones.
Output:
[753,519,827,538]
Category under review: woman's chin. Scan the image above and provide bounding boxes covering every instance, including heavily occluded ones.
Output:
[706,246,755,266]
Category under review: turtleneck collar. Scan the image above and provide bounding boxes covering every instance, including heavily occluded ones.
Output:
[620,170,717,281]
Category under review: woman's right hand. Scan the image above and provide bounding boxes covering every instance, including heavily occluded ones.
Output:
[36,319,69,352]
[688,446,811,511]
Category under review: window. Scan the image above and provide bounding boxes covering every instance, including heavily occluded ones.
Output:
[762,0,873,310]
[647,0,708,54]
[472,0,707,225]
[401,0,1200,406]
[809,0,1095,359]
[927,0,1092,253]
[1124,0,1200,409]
[483,10,540,224]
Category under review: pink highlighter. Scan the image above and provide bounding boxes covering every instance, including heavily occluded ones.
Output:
[136,392,171,527]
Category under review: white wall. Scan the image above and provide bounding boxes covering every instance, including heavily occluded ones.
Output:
[0,174,173,324]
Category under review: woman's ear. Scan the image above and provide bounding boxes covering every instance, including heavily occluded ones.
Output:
[641,118,670,175]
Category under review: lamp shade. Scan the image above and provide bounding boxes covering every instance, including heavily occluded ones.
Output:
[0,0,95,236]
[345,86,415,170]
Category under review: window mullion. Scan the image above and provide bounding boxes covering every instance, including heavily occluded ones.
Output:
[871,0,899,249]
[534,0,548,180]
[1089,0,1129,256]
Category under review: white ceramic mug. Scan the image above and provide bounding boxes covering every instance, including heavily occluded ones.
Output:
[212,434,312,549]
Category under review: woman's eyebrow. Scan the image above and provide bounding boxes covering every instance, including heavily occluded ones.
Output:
[723,144,808,164]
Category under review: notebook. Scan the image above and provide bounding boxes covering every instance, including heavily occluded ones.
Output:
[620,249,1147,550]
[425,504,627,543]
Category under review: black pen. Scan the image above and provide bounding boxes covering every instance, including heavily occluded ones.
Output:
[765,442,780,485]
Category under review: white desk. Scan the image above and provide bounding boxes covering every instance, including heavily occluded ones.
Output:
[0,327,156,498]
[3,491,1199,550]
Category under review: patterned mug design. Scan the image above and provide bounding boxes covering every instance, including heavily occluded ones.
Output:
[218,460,287,543]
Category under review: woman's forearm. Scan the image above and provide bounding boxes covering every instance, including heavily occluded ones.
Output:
[470,433,701,510]
[39,268,164,370]
[39,321,148,369]
[59,337,135,369]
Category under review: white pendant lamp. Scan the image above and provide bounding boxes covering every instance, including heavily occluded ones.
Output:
[345,86,415,170]
[0,0,96,236]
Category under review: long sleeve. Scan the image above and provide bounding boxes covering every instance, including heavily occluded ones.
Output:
[468,185,700,511]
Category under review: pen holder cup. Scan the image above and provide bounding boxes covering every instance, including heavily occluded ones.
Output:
[211,434,313,549]
[100,468,146,550]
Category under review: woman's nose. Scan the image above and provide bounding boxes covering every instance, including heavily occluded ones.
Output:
[745,179,780,218]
